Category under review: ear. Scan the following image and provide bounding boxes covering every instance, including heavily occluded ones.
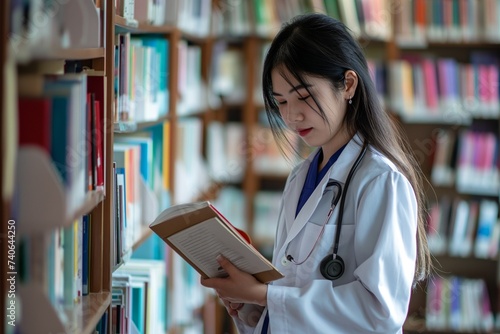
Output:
[343,70,358,100]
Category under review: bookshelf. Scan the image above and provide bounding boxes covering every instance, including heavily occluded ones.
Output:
[5,0,499,334]
[210,1,500,333]
[392,1,500,333]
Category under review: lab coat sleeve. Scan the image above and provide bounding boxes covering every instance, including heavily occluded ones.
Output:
[266,171,418,334]
[232,304,265,333]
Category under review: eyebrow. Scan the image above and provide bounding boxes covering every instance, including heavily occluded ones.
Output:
[272,84,312,96]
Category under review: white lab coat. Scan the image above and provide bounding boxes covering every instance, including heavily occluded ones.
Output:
[234,134,418,334]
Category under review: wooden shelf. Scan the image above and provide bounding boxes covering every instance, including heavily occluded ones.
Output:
[114,116,172,133]
[18,285,111,334]
[397,113,472,126]
[115,15,213,43]
[16,147,105,236]
[17,47,105,62]
[132,226,153,251]
[44,48,105,60]
[115,15,172,33]
[65,292,111,334]
[398,40,500,50]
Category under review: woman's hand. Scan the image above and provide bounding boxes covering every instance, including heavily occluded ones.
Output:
[200,255,268,307]
[220,298,244,317]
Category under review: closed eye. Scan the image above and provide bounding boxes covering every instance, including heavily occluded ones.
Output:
[298,95,311,101]
[277,100,287,105]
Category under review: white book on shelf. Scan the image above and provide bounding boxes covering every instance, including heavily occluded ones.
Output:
[115,260,166,334]
[448,200,470,257]
[474,200,499,259]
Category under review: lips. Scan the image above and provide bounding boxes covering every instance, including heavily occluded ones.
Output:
[297,128,312,137]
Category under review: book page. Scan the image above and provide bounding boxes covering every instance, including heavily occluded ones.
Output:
[168,217,271,278]
[150,201,209,226]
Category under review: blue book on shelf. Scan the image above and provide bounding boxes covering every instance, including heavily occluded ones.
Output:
[114,136,153,189]
[137,37,169,115]
[48,95,70,183]
[82,215,90,295]
[131,282,146,333]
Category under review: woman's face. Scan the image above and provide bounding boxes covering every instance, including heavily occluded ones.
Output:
[271,67,351,159]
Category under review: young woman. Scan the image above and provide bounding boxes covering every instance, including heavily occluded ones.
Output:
[201,13,431,333]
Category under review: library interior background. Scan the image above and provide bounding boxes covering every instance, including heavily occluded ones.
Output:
[1,0,500,333]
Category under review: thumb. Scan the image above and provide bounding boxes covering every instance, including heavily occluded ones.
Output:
[217,255,238,276]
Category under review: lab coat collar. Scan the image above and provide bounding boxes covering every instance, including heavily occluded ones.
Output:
[281,133,366,247]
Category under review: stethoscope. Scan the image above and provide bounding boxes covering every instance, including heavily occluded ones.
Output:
[284,142,368,280]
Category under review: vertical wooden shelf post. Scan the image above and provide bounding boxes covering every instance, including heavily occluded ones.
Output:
[168,29,181,203]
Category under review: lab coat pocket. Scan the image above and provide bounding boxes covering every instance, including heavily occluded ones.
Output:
[293,223,337,284]
[295,222,356,285]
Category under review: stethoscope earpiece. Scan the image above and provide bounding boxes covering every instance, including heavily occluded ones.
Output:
[284,142,368,281]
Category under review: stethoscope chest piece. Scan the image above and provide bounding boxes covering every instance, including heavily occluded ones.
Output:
[320,254,345,280]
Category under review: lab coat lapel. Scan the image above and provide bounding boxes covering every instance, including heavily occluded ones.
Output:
[281,134,365,247]
[325,134,365,183]
[282,150,329,247]
[282,154,311,233]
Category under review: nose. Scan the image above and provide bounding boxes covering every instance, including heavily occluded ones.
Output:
[284,105,304,123]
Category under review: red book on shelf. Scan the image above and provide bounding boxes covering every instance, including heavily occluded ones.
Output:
[18,97,52,151]
[94,100,104,187]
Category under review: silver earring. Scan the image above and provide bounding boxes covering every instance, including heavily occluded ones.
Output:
[348,96,352,105]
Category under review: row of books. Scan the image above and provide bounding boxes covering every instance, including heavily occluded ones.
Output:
[120,0,394,41]
[175,118,210,204]
[10,0,102,61]
[18,213,94,333]
[92,259,167,334]
[396,0,500,45]
[427,198,499,259]
[388,55,499,120]
[177,41,212,116]
[426,275,494,332]
[16,72,105,235]
[211,45,500,123]
[112,126,172,264]
[117,0,212,37]
[114,34,169,123]
[212,186,284,259]
[210,42,247,104]
[207,119,300,186]
[431,129,499,195]
[214,0,392,40]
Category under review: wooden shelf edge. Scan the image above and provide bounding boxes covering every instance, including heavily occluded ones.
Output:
[75,188,106,218]
[397,39,500,49]
[16,47,105,62]
[115,15,174,34]
[132,226,153,251]
[47,48,105,60]
[114,15,210,43]
[114,116,171,133]
[69,292,112,334]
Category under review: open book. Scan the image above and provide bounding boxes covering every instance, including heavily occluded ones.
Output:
[149,201,284,283]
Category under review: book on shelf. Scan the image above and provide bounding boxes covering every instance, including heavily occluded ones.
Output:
[149,201,284,283]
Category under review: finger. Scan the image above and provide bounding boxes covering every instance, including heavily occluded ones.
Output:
[200,276,221,289]
[227,308,239,317]
[230,302,244,311]
[216,255,239,276]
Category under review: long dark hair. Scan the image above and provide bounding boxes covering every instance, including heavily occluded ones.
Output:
[262,13,431,284]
